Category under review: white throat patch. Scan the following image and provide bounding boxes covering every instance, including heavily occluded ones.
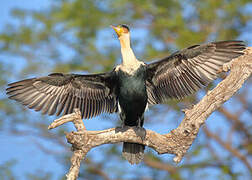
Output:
[115,61,145,75]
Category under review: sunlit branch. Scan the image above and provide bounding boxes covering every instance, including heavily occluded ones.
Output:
[49,48,252,180]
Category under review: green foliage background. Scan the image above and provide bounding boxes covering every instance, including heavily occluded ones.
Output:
[0,0,251,179]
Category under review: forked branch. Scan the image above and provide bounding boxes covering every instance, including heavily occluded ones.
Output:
[49,48,252,180]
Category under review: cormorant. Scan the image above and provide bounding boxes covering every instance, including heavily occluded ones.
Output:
[6,24,245,164]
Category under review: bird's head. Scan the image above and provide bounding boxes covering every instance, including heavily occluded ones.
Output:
[111,24,130,38]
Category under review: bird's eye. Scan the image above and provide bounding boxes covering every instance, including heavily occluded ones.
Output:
[120,24,130,32]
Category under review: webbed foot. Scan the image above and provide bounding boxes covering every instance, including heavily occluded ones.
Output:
[134,126,146,142]
[115,125,131,133]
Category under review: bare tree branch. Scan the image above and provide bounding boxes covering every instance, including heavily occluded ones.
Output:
[49,109,88,180]
[86,166,111,180]
[218,106,251,140]
[203,127,252,173]
[143,156,177,174]
[49,48,252,180]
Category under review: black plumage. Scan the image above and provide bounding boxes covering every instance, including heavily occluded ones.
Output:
[6,31,245,165]
[146,41,245,103]
[7,72,118,119]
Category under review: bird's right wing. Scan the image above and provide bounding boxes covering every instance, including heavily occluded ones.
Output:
[6,72,118,119]
[146,41,245,104]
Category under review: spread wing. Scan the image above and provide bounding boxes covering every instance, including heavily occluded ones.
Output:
[6,72,118,119]
[146,40,245,104]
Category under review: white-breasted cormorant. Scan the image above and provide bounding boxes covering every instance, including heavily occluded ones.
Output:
[6,24,245,164]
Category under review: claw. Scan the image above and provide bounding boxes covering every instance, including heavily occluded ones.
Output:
[115,125,146,141]
[115,125,130,133]
[135,127,146,141]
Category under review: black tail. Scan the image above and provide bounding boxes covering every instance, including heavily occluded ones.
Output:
[122,142,145,164]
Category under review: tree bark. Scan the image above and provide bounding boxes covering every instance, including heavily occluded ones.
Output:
[48,47,252,180]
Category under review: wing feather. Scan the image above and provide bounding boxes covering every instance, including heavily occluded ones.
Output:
[146,40,245,104]
[6,72,118,119]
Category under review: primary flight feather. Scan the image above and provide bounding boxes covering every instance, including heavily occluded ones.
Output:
[6,24,245,164]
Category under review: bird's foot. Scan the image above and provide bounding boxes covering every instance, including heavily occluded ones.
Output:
[115,125,131,133]
[134,126,146,142]
[115,126,146,141]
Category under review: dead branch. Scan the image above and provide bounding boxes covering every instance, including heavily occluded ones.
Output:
[218,106,251,140]
[143,156,177,174]
[49,48,252,180]
[203,127,252,173]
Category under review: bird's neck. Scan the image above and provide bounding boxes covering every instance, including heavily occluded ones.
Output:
[119,35,139,67]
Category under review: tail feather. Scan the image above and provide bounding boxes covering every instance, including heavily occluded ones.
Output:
[122,142,145,164]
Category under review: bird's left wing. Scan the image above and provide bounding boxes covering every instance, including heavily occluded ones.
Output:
[6,72,118,119]
[146,40,245,104]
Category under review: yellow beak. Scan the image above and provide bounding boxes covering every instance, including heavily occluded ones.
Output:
[111,25,123,37]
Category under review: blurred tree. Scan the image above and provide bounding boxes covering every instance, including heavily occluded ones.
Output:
[0,0,251,179]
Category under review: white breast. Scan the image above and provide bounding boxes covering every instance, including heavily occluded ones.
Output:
[115,61,145,75]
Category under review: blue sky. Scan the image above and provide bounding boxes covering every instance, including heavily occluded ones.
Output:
[0,1,64,179]
[0,1,49,26]
[0,1,251,180]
